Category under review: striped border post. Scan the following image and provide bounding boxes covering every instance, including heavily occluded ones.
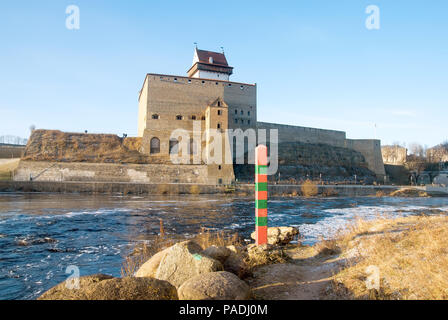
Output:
[255,145,268,246]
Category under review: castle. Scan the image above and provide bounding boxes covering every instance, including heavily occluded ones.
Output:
[14,48,385,185]
[136,48,385,184]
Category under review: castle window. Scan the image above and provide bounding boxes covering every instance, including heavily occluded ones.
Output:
[218,101,221,107]
[218,165,222,170]
[191,115,197,120]
[217,123,221,129]
[152,114,159,120]
[234,118,238,124]
[201,116,206,120]
[248,111,250,116]
[217,109,222,115]
[218,178,223,184]
[234,110,238,115]
[169,139,179,154]
[176,115,183,120]
[248,120,251,125]
[150,137,160,154]
[240,110,243,115]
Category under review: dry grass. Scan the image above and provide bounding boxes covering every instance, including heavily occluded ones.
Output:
[192,227,243,250]
[329,214,448,300]
[22,130,151,164]
[390,188,429,198]
[0,159,20,181]
[301,179,319,197]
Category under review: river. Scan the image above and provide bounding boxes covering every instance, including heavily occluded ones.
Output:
[1,192,448,300]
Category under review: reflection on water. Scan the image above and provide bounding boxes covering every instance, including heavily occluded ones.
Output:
[1,192,448,300]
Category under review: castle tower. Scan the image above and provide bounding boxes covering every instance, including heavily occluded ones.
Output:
[187,48,233,81]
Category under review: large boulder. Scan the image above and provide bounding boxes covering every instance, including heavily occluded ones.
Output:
[135,247,170,278]
[202,245,231,264]
[177,271,251,300]
[224,251,248,278]
[154,240,223,288]
[38,275,178,300]
[250,227,299,245]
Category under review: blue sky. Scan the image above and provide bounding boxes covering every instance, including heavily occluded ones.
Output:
[0,0,447,147]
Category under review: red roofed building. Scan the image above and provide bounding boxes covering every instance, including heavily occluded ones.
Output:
[187,48,234,80]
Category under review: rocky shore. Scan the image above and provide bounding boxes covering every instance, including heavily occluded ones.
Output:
[38,214,448,300]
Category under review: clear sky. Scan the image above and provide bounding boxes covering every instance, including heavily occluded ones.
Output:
[0,0,447,147]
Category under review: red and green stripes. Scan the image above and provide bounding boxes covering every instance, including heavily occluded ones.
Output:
[255,145,268,245]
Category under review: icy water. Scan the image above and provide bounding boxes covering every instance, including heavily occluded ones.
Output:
[1,192,448,300]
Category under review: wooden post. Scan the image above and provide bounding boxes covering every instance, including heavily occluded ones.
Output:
[255,145,268,245]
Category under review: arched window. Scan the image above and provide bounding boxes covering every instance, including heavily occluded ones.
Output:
[191,115,197,120]
[150,137,160,154]
[169,139,178,154]
[176,115,183,120]
[152,114,159,120]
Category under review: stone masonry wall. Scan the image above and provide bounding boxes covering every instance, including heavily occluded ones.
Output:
[14,161,209,184]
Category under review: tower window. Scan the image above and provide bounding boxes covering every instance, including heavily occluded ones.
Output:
[169,139,179,154]
[217,123,221,129]
[218,165,222,170]
[234,118,238,123]
[248,120,251,125]
[201,116,206,120]
[234,110,238,115]
[240,110,243,115]
[176,115,183,120]
[191,115,197,120]
[218,178,223,184]
[217,109,222,115]
[152,114,159,120]
[248,111,250,116]
[218,101,221,107]
[150,137,160,154]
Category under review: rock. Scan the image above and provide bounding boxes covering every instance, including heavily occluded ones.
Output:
[224,252,248,278]
[135,247,170,278]
[247,244,288,266]
[154,240,223,288]
[177,271,251,300]
[202,245,231,264]
[250,227,299,245]
[38,274,178,300]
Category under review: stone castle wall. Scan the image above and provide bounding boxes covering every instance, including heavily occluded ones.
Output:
[0,144,25,159]
[14,161,209,184]
[257,122,385,177]
[345,139,386,178]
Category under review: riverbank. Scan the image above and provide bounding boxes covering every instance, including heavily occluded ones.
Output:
[0,180,432,197]
[37,214,448,300]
